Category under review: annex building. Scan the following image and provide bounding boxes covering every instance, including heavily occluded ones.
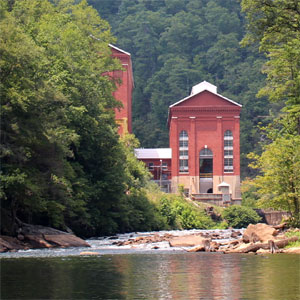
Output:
[111,46,242,205]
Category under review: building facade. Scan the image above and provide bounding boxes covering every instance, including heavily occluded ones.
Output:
[134,148,172,193]
[110,44,134,136]
[168,81,242,203]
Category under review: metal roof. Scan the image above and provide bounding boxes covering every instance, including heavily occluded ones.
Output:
[109,44,131,56]
[134,148,172,159]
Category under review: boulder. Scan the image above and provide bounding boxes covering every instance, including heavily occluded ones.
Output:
[0,236,27,251]
[44,234,90,248]
[24,235,53,248]
[169,235,209,247]
[243,223,278,243]
[187,239,211,252]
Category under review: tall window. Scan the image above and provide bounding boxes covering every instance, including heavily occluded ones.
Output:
[179,130,189,172]
[224,130,233,172]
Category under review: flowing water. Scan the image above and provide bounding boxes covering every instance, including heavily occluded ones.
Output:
[1,230,300,300]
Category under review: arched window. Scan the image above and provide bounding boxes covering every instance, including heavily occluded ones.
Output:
[179,130,188,172]
[224,130,233,172]
[200,148,213,157]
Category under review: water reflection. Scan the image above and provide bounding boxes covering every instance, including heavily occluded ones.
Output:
[1,253,299,299]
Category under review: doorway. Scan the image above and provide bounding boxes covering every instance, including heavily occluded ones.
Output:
[199,148,213,193]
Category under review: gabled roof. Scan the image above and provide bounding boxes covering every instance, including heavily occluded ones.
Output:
[169,81,242,108]
[134,148,172,159]
[109,44,131,56]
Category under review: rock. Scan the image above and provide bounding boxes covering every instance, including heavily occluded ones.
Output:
[243,223,278,243]
[169,235,209,247]
[24,235,53,248]
[0,236,27,252]
[231,231,239,238]
[80,251,100,256]
[256,248,270,254]
[187,239,211,252]
[43,234,90,248]
[283,247,300,254]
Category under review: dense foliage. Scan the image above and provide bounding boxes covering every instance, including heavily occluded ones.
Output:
[223,205,261,228]
[241,0,300,226]
[0,0,161,237]
[158,194,216,229]
[89,0,271,178]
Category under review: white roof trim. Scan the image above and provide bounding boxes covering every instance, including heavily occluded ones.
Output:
[134,148,172,159]
[169,81,242,108]
[109,44,131,56]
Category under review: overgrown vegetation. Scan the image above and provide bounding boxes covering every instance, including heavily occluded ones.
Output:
[222,205,261,228]
[284,230,300,248]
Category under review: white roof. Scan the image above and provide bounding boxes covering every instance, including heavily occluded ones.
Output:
[134,148,172,159]
[218,181,230,187]
[169,81,242,108]
[109,44,131,56]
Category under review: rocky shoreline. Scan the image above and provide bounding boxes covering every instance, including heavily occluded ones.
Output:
[0,223,90,252]
[1,223,299,255]
[112,223,300,254]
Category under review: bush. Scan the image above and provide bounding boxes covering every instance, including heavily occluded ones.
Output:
[222,205,261,228]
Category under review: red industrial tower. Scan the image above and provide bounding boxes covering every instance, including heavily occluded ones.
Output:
[110,44,134,136]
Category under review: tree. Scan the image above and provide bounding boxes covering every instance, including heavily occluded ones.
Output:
[248,134,300,226]
[241,0,300,225]
[241,0,300,128]
[0,0,126,235]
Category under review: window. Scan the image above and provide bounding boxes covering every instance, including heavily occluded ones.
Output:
[200,148,213,157]
[224,130,233,172]
[179,140,188,148]
[224,150,233,157]
[179,150,188,157]
[162,173,168,180]
[162,162,168,170]
[224,139,233,147]
[179,130,189,172]
[148,162,154,171]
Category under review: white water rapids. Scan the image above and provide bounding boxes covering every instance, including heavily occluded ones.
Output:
[0,228,244,259]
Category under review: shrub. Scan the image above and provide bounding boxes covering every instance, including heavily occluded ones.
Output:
[222,205,261,228]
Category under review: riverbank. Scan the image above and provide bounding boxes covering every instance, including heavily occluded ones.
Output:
[0,223,89,253]
[1,223,299,255]
[105,223,300,255]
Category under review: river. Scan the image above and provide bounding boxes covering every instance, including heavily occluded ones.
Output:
[1,230,300,299]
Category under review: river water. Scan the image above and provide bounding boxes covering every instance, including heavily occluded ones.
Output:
[1,230,300,300]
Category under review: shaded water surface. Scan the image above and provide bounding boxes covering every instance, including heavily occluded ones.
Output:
[1,252,300,299]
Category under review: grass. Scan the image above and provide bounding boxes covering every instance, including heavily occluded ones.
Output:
[284,230,300,248]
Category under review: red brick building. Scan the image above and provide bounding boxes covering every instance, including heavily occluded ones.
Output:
[168,81,242,203]
[110,44,134,136]
[108,47,242,204]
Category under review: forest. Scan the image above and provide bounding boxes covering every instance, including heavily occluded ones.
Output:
[1,0,299,237]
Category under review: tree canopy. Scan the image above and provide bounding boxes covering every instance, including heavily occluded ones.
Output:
[241,0,300,225]
[0,0,161,236]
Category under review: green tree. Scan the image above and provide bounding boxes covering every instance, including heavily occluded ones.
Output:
[241,0,300,225]
[223,205,261,228]
[0,0,129,236]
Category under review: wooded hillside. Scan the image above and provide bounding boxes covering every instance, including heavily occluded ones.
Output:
[89,0,272,177]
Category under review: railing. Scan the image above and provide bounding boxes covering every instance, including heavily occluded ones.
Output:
[191,193,223,200]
